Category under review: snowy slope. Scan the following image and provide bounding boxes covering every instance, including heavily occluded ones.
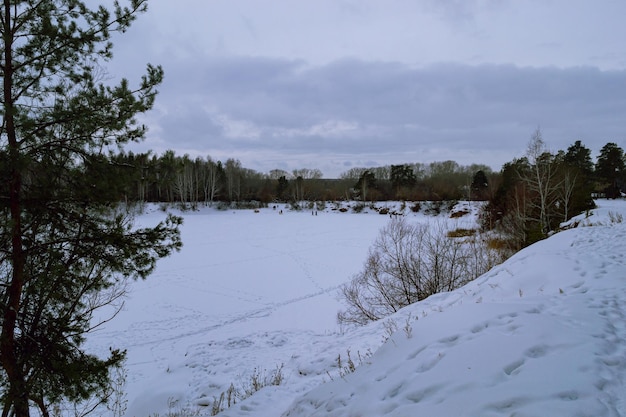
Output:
[86,200,626,417]
[282,201,626,417]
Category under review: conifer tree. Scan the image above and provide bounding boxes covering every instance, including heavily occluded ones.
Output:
[595,142,625,198]
[470,170,489,200]
[561,140,595,217]
[0,1,181,416]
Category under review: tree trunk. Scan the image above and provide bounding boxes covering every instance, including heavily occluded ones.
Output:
[0,2,29,415]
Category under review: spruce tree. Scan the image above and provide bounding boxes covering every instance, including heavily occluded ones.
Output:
[0,1,181,416]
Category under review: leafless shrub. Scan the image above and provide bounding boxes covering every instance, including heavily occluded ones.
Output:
[327,349,373,381]
[207,363,285,415]
[403,313,415,339]
[239,364,284,398]
[608,211,624,224]
[338,217,508,326]
[382,318,398,342]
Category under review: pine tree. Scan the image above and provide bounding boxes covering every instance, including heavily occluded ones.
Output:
[390,164,416,198]
[560,140,595,217]
[595,142,625,198]
[0,1,182,416]
[354,170,376,201]
[470,170,489,200]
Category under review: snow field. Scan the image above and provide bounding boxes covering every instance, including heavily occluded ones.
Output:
[86,200,626,417]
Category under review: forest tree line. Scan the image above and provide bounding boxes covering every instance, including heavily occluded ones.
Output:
[102,136,624,215]
[100,132,626,250]
[104,151,497,204]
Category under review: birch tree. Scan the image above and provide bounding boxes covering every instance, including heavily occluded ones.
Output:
[520,129,560,235]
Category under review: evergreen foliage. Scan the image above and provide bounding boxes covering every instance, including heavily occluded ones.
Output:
[595,142,625,198]
[470,170,489,200]
[354,170,377,201]
[560,140,595,216]
[390,164,417,197]
[0,1,181,416]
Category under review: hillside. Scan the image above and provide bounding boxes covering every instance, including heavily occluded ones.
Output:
[281,200,626,416]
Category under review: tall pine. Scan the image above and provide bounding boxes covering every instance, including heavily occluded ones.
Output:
[0,1,181,416]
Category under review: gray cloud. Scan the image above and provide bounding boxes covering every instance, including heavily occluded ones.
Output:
[109,0,626,177]
[129,56,626,177]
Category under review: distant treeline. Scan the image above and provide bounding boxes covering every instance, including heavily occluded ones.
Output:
[101,138,624,218]
[103,150,498,204]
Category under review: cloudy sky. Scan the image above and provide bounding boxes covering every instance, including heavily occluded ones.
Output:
[108,0,626,178]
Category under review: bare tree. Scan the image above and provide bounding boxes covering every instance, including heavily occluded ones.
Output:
[173,155,195,206]
[503,183,532,250]
[339,167,368,180]
[268,169,291,180]
[225,159,243,201]
[291,168,322,201]
[520,129,561,235]
[559,170,577,223]
[203,157,222,205]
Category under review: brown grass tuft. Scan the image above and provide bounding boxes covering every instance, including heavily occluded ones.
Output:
[447,228,476,238]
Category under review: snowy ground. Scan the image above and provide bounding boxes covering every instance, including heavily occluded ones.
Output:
[86,200,626,417]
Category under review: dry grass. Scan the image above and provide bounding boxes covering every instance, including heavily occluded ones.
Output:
[447,228,477,238]
[450,209,470,218]
[486,237,510,250]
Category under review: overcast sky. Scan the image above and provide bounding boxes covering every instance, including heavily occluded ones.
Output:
[108,0,626,178]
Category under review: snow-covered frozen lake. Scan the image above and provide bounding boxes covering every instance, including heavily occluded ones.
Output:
[87,200,626,417]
